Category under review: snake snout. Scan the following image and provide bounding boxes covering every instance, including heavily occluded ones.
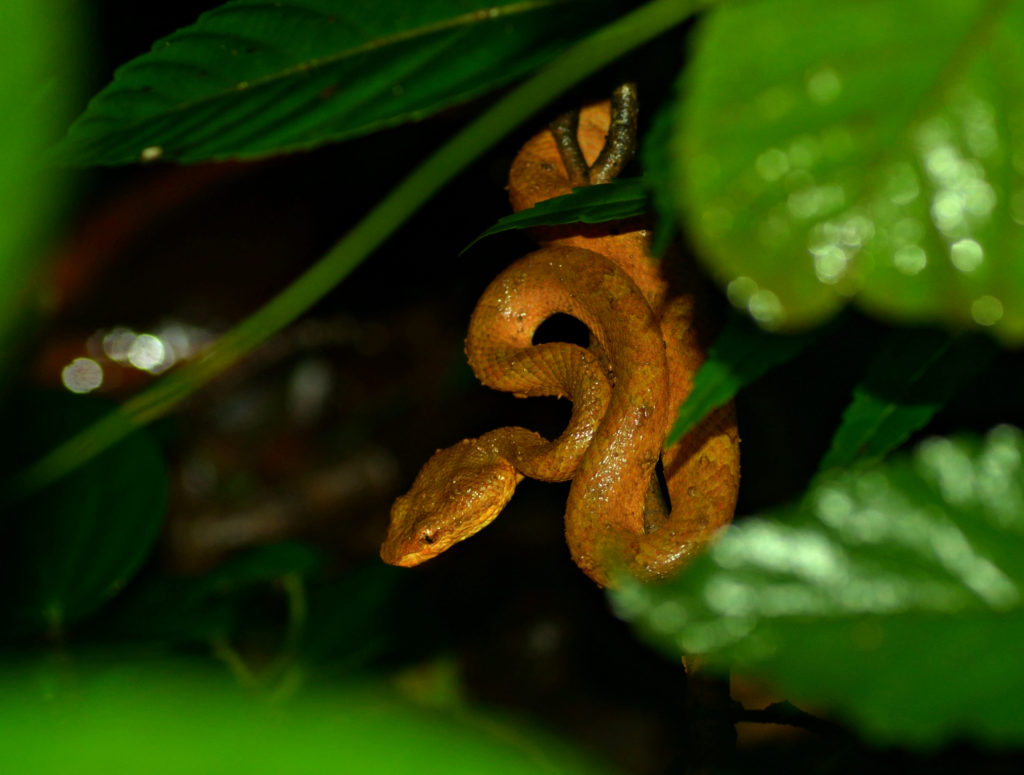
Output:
[380,495,429,566]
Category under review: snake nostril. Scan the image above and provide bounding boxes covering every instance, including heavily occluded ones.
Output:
[421,532,436,545]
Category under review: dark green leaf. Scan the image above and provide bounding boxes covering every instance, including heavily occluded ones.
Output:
[98,542,325,643]
[300,564,403,666]
[97,576,234,644]
[0,393,167,635]
[669,0,1024,341]
[52,0,625,166]
[203,541,323,591]
[0,663,615,775]
[612,426,1024,746]
[641,104,679,257]
[464,176,648,252]
[821,328,997,469]
[666,310,829,445]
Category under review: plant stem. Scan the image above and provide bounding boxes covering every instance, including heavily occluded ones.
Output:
[9,0,709,498]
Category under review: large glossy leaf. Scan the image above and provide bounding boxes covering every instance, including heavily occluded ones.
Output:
[52,0,625,166]
[669,0,1024,341]
[612,426,1024,746]
[0,393,167,635]
[0,3,70,360]
[0,663,615,775]
[821,327,997,469]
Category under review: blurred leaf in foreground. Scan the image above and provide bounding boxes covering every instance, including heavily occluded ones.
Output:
[612,425,1024,746]
[0,1,73,362]
[0,662,615,775]
[669,0,1024,341]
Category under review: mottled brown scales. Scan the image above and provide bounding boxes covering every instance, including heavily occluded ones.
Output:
[382,98,740,588]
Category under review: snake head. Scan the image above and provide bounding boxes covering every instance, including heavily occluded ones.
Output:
[381,438,519,567]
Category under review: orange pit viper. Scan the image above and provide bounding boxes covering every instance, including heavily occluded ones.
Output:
[382,85,740,588]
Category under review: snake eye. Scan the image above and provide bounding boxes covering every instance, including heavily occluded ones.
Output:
[420,531,436,545]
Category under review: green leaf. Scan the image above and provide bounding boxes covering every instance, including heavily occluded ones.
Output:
[202,541,324,590]
[52,0,625,166]
[641,103,679,256]
[666,310,829,445]
[97,576,234,645]
[0,3,72,360]
[464,177,648,251]
[0,664,616,775]
[821,328,997,469]
[0,393,167,635]
[300,563,403,665]
[99,542,325,644]
[671,0,1024,341]
[612,426,1024,746]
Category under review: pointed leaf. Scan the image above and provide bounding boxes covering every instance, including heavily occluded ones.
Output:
[669,0,1024,341]
[464,177,648,251]
[612,426,1024,746]
[666,310,829,445]
[821,328,997,469]
[52,0,625,166]
[641,103,679,256]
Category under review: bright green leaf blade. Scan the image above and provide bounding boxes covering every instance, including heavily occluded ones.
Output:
[821,328,997,469]
[0,665,616,775]
[612,426,1024,746]
[666,310,829,445]
[671,0,1024,340]
[0,393,167,635]
[464,177,648,251]
[52,0,625,165]
[0,3,72,360]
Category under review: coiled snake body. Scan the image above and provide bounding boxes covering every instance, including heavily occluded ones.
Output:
[382,95,740,588]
